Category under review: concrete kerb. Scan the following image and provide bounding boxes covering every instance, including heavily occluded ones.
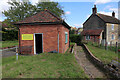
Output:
[83,44,120,78]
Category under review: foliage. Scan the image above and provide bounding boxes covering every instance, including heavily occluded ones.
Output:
[36,1,64,18]
[2,28,18,41]
[2,53,88,78]
[2,0,36,23]
[69,29,75,34]
[2,0,64,27]
[1,40,18,48]
[70,34,83,45]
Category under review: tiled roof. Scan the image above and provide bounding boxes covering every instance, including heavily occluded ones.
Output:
[81,29,103,36]
[97,13,120,24]
[15,10,70,29]
[17,10,61,24]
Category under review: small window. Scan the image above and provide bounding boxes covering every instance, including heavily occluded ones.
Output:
[86,35,90,40]
[65,32,68,43]
[111,34,115,40]
[111,24,114,30]
[119,35,120,39]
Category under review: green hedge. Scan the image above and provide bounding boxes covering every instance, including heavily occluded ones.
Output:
[2,28,18,41]
[70,34,83,45]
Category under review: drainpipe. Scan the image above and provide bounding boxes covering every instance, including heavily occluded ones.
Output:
[57,28,60,53]
[18,27,21,54]
[58,32,59,53]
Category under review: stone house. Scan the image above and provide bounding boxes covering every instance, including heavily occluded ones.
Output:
[15,10,70,54]
[81,5,120,45]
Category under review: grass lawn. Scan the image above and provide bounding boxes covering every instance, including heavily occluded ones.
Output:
[0,40,18,48]
[70,42,75,46]
[2,53,88,78]
[86,43,120,64]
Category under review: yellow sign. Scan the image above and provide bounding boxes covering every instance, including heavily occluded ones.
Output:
[22,34,33,40]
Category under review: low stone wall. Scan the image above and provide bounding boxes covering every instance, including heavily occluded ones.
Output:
[83,44,120,78]
[71,43,77,54]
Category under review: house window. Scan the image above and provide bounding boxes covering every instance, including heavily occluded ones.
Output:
[111,24,114,30]
[111,34,115,40]
[65,32,68,43]
[86,35,90,40]
[119,35,120,39]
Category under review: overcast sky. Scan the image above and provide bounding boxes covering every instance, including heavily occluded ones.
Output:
[0,0,120,28]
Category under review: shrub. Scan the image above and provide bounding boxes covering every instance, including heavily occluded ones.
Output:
[70,34,83,45]
[2,28,18,41]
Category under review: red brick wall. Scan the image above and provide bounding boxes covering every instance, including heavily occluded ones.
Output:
[83,35,100,43]
[19,24,69,54]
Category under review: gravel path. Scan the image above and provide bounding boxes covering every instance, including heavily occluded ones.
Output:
[74,46,108,78]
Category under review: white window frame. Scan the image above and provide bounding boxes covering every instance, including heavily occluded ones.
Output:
[65,32,68,43]
[111,24,114,30]
[86,35,90,40]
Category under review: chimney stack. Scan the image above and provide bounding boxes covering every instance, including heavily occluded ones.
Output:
[112,11,115,17]
[92,5,97,14]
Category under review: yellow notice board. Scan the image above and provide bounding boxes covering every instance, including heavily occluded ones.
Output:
[22,34,33,40]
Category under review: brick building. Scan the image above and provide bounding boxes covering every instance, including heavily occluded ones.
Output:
[15,10,70,54]
[81,5,120,45]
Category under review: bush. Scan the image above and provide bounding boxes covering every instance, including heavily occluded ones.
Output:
[2,28,18,41]
[70,34,83,45]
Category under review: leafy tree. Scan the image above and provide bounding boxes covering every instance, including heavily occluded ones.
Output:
[36,1,64,18]
[2,0,64,24]
[2,0,36,23]
[70,29,75,34]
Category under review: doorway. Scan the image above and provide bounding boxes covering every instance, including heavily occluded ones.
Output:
[35,34,43,54]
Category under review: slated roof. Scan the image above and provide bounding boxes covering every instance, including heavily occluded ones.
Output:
[81,29,103,36]
[96,13,120,24]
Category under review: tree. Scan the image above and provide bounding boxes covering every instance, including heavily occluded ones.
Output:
[2,0,36,23]
[2,0,64,24]
[70,29,75,34]
[36,1,64,18]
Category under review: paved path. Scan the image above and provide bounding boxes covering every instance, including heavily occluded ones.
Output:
[74,46,108,78]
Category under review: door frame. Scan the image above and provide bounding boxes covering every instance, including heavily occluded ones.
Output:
[34,33,43,54]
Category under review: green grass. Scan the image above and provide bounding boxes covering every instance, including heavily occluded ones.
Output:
[86,43,120,64]
[0,40,18,48]
[2,53,88,78]
[70,42,75,46]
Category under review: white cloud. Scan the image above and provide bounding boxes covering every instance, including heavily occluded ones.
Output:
[65,11,71,15]
[30,0,38,5]
[109,8,118,12]
[94,0,112,4]
[98,11,118,18]
[74,24,83,28]
[103,5,113,10]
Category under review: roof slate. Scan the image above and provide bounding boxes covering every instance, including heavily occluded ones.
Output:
[81,29,103,36]
[96,13,120,24]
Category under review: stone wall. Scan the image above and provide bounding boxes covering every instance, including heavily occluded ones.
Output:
[83,44,120,78]
[106,23,119,45]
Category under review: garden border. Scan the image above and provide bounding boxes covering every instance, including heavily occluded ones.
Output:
[83,44,120,78]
